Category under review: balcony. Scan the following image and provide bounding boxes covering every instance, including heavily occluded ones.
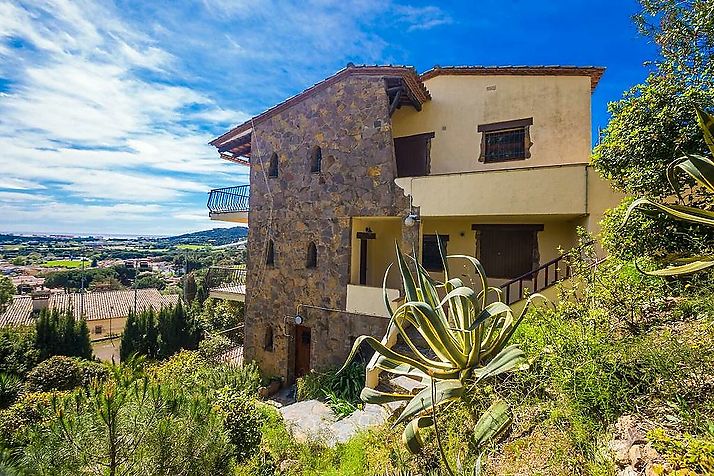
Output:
[206,266,246,302]
[207,185,249,224]
[394,163,593,218]
[346,284,401,318]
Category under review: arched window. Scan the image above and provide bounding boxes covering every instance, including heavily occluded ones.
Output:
[306,241,317,268]
[268,152,278,177]
[310,146,322,173]
[266,239,275,266]
[264,326,274,352]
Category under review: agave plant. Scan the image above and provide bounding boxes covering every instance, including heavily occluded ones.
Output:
[340,242,541,456]
[623,106,714,276]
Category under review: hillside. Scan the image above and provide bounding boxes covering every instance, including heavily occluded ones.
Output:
[161,226,248,246]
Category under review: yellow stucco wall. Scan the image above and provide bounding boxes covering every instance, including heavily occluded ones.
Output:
[88,316,127,340]
[395,164,590,217]
[351,217,403,289]
[346,284,400,317]
[392,75,592,174]
[420,217,579,288]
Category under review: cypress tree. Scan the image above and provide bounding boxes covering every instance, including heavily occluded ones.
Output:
[34,309,92,360]
[75,318,92,359]
[183,274,197,303]
[120,311,140,361]
[144,308,158,358]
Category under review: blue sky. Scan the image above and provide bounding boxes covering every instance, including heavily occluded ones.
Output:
[0,0,657,236]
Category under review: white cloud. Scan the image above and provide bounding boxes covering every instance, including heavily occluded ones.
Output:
[0,0,447,234]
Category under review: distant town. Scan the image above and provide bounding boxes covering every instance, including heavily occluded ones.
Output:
[1,227,247,290]
[0,226,248,359]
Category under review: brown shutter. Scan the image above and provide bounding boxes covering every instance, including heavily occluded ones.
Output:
[473,225,542,279]
[394,132,435,177]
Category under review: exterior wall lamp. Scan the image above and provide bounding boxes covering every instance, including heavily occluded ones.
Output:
[404,212,419,227]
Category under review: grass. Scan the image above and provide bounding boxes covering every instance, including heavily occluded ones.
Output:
[41,259,89,268]
[175,244,211,250]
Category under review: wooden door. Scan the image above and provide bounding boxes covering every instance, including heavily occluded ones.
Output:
[294,325,311,378]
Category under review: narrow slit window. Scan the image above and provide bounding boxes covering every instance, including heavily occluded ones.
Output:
[268,152,279,177]
[264,326,274,352]
[310,146,322,173]
[266,239,275,266]
[306,242,317,268]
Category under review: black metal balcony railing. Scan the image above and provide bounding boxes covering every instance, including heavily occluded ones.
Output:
[207,185,249,214]
[206,266,247,291]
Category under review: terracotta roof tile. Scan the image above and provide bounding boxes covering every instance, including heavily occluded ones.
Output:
[0,289,180,328]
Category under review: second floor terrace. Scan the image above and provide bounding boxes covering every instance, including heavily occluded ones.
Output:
[207,185,249,224]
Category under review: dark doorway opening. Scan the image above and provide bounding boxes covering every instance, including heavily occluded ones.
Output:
[294,325,311,378]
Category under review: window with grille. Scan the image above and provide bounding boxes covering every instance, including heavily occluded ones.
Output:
[478,118,533,163]
[422,234,449,272]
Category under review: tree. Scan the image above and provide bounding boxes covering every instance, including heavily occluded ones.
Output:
[19,373,233,475]
[0,328,39,377]
[134,273,167,290]
[121,303,200,361]
[119,311,140,361]
[183,273,197,303]
[592,0,714,259]
[0,277,14,312]
[34,309,92,361]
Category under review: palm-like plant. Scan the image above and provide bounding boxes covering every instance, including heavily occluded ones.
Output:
[624,106,714,275]
[341,243,541,456]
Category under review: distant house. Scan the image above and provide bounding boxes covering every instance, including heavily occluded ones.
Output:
[0,288,179,340]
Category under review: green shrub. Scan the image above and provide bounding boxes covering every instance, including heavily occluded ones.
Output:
[296,360,365,405]
[0,328,39,378]
[150,350,261,395]
[214,388,263,463]
[0,391,56,448]
[19,373,233,475]
[0,373,23,408]
[559,233,667,334]
[198,334,232,361]
[25,356,108,393]
[648,427,714,474]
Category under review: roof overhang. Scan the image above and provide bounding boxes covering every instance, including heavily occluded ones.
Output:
[420,65,606,93]
[209,64,431,163]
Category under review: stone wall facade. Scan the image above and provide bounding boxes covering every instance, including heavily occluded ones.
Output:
[244,75,415,381]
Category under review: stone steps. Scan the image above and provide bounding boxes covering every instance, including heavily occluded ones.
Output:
[279,399,390,447]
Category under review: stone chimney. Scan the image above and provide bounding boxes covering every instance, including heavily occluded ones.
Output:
[31,290,51,313]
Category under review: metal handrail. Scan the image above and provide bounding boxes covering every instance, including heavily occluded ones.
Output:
[498,241,598,305]
[499,255,570,305]
[207,185,249,214]
[206,266,247,290]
